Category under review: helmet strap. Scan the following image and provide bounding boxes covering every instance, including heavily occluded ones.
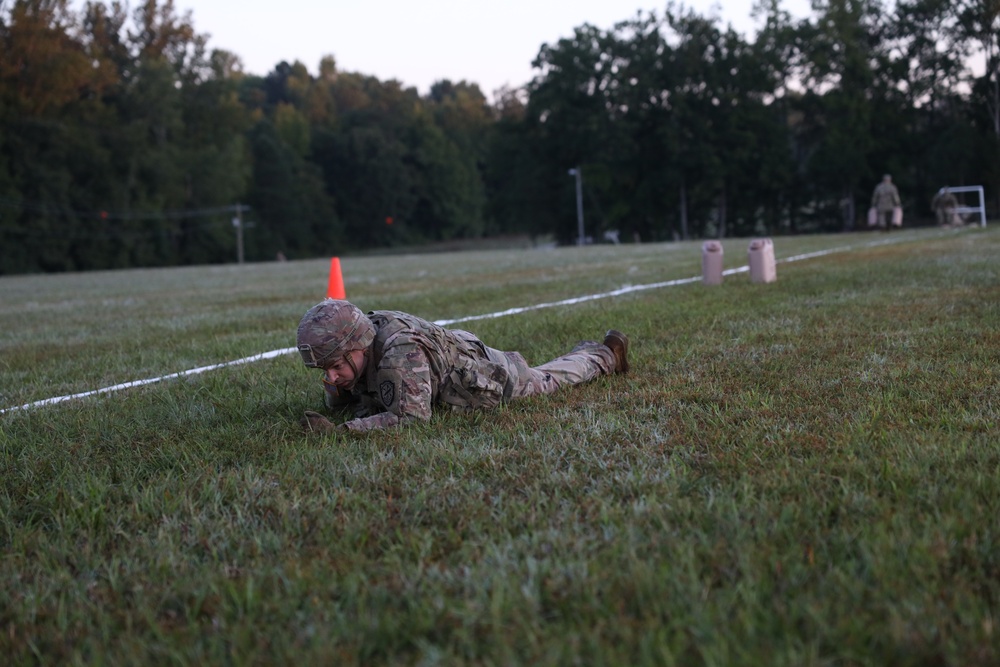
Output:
[342,349,366,389]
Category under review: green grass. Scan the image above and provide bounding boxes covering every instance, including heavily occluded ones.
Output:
[1,228,998,665]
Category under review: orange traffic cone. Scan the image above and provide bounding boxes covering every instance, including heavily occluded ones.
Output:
[326,257,346,299]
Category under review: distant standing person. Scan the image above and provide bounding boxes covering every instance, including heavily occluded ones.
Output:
[870,174,902,230]
[931,188,959,227]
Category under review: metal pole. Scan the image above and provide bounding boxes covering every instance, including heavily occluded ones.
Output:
[569,167,585,245]
[233,204,245,264]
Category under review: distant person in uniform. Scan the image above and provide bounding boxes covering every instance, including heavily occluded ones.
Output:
[931,188,959,227]
[295,299,630,433]
[870,174,902,230]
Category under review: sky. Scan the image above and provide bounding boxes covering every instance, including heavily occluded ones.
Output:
[132,0,816,99]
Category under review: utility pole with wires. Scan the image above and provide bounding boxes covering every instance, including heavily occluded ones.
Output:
[231,203,250,264]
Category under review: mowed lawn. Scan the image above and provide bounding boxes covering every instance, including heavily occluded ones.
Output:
[1,228,997,665]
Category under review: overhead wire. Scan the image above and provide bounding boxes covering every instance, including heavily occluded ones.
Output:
[0,196,251,239]
[0,195,248,221]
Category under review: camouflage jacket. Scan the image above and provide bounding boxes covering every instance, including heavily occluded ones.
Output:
[336,311,515,432]
[931,191,957,211]
[871,182,901,211]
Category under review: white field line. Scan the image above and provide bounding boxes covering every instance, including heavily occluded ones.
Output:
[1,349,293,414]
[0,234,918,414]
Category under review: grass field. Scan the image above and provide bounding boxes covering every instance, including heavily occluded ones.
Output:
[1,227,998,665]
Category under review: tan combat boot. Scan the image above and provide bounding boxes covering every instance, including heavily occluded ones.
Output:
[603,330,630,374]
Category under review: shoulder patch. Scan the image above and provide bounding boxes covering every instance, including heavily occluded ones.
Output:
[375,366,404,413]
[380,380,395,408]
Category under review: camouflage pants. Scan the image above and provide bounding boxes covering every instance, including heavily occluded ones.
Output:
[936,207,958,226]
[876,207,902,228]
[483,343,616,399]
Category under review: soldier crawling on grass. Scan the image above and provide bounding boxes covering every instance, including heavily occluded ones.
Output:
[296,299,630,433]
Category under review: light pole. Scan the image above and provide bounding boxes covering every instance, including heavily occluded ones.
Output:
[568,166,584,246]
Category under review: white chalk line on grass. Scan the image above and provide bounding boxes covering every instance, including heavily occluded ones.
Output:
[432,235,904,326]
[1,349,295,415]
[0,234,920,415]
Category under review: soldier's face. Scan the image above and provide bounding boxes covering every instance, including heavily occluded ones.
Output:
[323,349,366,388]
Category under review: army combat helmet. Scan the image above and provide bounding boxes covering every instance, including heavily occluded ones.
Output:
[297,299,375,369]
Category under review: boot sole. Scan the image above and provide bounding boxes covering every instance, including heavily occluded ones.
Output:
[604,330,629,374]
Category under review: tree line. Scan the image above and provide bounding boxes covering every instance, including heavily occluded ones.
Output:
[1,0,996,274]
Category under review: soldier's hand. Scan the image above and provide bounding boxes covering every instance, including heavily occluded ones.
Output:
[300,410,337,434]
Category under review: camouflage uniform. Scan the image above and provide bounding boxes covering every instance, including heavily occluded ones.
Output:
[931,189,959,227]
[871,176,902,229]
[324,310,617,432]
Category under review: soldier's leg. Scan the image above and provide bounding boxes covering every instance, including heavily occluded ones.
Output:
[494,344,615,398]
